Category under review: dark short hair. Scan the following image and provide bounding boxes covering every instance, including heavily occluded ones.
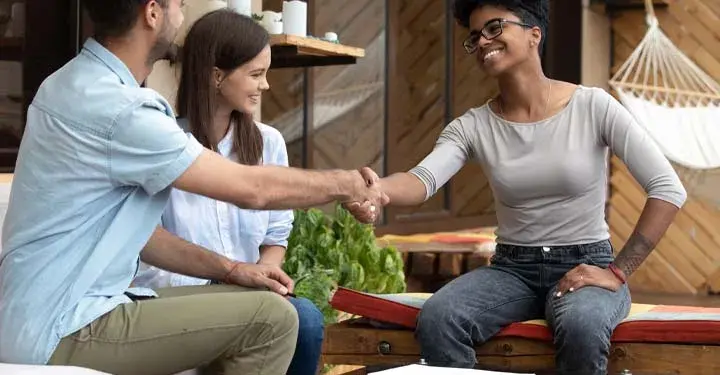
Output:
[177,9,270,166]
[452,0,549,53]
[83,0,169,40]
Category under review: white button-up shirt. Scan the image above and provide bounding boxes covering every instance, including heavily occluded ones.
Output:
[134,121,294,289]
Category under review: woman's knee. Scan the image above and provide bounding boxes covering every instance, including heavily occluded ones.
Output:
[551,291,629,347]
[416,293,460,337]
[288,297,324,342]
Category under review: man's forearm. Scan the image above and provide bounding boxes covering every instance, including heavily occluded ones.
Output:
[613,198,679,277]
[174,150,368,211]
[140,226,233,281]
[240,166,362,210]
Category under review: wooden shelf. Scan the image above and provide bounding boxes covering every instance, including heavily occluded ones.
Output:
[269,34,365,69]
[0,37,23,61]
[604,0,669,10]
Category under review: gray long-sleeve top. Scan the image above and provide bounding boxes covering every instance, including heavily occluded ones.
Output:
[409,86,687,246]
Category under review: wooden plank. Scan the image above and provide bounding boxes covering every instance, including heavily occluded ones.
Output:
[269,34,365,57]
[323,365,366,375]
[375,213,497,236]
[437,252,464,276]
[706,267,720,293]
[409,252,437,276]
[323,321,720,374]
[666,2,720,63]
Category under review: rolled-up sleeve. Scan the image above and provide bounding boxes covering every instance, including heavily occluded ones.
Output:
[109,99,203,195]
[261,128,294,247]
[409,118,472,200]
[597,90,687,208]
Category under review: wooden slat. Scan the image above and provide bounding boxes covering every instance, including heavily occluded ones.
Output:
[323,321,720,374]
[409,252,437,276]
[437,252,464,276]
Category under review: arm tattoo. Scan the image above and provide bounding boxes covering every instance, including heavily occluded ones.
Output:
[613,231,655,276]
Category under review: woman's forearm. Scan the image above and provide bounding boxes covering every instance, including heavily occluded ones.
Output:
[612,198,680,277]
[381,172,428,206]
[258,245,286,266]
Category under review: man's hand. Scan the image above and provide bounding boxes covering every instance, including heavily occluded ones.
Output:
[344,167,390,223]
[226,262,295,296]
[554,264,623,298]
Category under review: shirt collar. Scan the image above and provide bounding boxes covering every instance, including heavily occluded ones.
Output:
[218,126,234,157]
[82,38,140,88]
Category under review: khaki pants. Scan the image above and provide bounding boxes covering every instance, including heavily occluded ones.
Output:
[48,285,299,375]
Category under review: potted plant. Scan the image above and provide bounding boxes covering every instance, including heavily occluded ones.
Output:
[283,204,407,325]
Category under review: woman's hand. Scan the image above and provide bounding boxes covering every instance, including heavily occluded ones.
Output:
[555,264,623,297]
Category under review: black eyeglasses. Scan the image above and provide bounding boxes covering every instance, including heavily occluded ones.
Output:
[462,19,534,54]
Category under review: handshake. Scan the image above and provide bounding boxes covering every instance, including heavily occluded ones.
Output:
[342,167,390,224]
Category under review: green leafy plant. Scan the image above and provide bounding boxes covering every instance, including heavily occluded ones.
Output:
[283,204,406,325]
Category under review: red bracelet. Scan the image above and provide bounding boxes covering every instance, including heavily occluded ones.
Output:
[223,262,243,284]
[608,264,627,284]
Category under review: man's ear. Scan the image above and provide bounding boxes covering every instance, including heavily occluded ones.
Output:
[143,0,164,30]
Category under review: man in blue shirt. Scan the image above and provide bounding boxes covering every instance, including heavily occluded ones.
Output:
[0,0,385,373]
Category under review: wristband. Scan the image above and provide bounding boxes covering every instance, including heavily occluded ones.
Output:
[223,261,243,284]
[608,263,627,284]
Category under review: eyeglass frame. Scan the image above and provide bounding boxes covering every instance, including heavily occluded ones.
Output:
[462,18,535,54]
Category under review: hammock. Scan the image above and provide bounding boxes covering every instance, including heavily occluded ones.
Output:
[608,0,720,181]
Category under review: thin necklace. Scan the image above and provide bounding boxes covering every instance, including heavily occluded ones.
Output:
[498,79,553,120]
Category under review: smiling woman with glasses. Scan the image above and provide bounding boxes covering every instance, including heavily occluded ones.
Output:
[462,18,533,54]
[343,0,687,374]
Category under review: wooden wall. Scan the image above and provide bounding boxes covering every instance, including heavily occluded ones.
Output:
[261,0,385,172]
[608,0,720,295]
[382,0,499,234]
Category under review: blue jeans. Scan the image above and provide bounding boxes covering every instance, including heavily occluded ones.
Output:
[415,240,631,375]
[286,297,324,375]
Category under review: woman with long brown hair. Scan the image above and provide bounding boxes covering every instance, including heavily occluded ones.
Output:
[134,9,324,375]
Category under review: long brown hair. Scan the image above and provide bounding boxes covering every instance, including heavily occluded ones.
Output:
[176,9,269,165]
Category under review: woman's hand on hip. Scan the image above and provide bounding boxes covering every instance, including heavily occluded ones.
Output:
[555,264,623,297]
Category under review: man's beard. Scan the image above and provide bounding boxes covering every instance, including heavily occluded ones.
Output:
[147,26,178,66]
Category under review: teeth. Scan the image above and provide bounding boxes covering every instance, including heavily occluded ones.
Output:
[483,50,502,61]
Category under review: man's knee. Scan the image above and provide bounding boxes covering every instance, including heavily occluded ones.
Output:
[258,292,300,339]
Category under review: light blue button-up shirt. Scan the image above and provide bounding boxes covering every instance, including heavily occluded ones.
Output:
[133,122,293,288]
[0,38,203,364]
